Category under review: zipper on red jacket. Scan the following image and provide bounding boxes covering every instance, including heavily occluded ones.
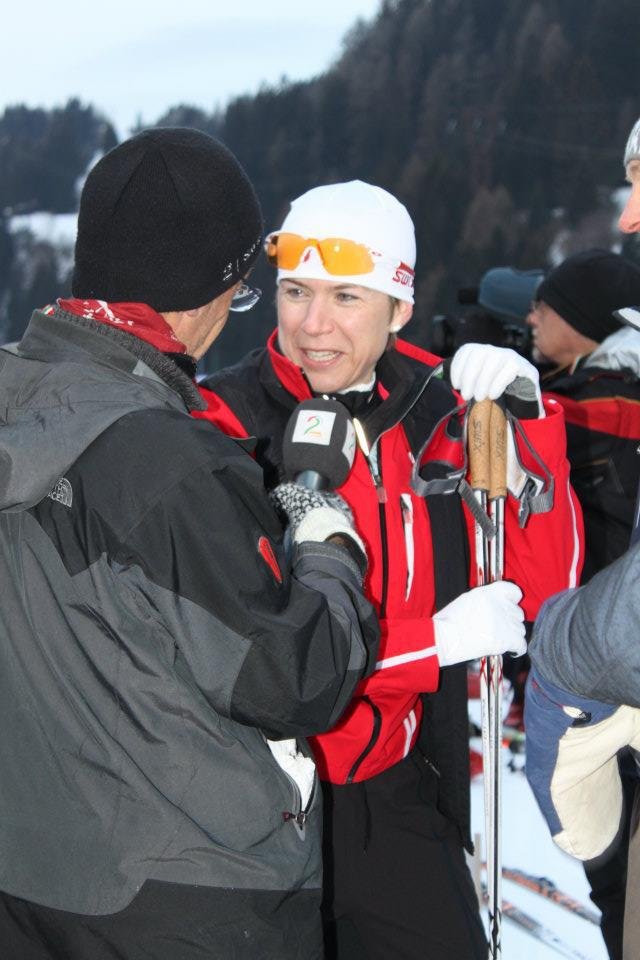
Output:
[353,426,390,621]
[373,449,389,619]
[346,695,382,784]
[400,493,415,599]
[378,493,389,619]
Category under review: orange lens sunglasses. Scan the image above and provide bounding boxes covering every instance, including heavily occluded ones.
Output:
[264,232,377,276]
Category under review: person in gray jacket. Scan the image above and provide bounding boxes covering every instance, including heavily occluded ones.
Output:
[0,127,380,960]
[525,115,640,960]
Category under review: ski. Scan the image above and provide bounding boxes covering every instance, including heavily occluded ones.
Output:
[502,866,600,925]
[485,889,598,960]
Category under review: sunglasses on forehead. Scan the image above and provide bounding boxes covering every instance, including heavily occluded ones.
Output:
[264,232,384,276]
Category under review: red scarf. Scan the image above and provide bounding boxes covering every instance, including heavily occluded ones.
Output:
[53,299,187,354]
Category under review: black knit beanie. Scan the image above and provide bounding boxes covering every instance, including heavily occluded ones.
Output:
[72,127,263,311]
[537,249,640,343]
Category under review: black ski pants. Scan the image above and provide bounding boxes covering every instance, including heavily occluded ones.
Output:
[321,751,487,960]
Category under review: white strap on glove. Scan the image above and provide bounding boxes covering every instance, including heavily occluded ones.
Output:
[433,580,526,667]
[450,343,543,416]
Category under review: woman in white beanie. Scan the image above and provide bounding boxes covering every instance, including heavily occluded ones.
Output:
[199,180,581,960]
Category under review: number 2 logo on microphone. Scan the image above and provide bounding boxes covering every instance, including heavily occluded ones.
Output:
[303,415,322,438]
[292,409,337,446]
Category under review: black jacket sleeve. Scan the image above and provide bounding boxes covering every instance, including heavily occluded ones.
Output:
[117,435,379,737]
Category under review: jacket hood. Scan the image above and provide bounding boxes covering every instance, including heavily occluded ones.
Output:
[0,309,194,512]
[585,326,640,377]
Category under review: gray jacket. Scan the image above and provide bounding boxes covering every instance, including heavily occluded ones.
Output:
[0,308,378,918]
[529,540,640,707]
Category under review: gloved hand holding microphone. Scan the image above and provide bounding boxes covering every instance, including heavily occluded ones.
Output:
[270,398,367,573]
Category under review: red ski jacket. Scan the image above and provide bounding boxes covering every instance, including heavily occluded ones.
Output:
[196,334,583,811]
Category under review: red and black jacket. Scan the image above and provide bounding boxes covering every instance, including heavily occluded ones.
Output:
[543,361,640,581]
[198,333,582,849]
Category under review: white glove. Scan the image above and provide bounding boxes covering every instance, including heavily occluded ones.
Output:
[433,580,526,667]
[266,738,316,810]
[525,669,635,860]
[270,481,366,554]
[450,343,543,415]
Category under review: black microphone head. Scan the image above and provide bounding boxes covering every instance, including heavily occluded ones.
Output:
[282,398,356,490]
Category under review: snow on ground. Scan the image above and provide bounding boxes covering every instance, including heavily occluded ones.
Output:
[469,737,609,960]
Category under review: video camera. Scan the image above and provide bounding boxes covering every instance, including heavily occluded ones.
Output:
[429,267,544,359]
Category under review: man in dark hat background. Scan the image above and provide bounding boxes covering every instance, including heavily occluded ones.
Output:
[528,248,640,581]
[0,127,380,960]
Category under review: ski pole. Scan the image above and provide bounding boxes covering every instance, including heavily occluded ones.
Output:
[467,399,507,958]
[467,400,500,957]
[486,400,507,960]
[468,399,492,588]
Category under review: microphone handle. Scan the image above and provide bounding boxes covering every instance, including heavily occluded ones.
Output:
[295,470,328,491]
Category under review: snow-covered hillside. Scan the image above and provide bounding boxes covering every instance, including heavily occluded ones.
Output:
[8,212,77,247]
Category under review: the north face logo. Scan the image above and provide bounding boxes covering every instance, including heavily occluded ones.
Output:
[48,477,73,508]
[258,536,283,584]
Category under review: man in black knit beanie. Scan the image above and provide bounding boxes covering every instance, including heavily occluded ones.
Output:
[72,126,264,312]
[0,127,379,960]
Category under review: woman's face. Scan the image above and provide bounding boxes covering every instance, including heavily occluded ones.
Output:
[277,277,411,394]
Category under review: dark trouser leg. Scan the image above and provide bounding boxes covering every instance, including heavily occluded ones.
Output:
[322,752,487,960]
[0,882,323,960]
[584,753,638,960]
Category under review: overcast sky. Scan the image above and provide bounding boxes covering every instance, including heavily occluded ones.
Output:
[1,1,381,138]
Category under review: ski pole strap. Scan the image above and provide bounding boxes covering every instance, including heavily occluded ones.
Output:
[410,400,498,537]
[462,398,497,538]
[410,404,467,497]
[458,480,496,538]
[506,414,554,526]
[410,397,554,528]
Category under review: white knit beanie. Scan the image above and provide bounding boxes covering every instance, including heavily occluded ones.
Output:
[274,180,416,304]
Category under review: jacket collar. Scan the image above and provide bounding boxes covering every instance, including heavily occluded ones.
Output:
[19,307,205,413]
[265,329,313,402]
[263,330,453,451]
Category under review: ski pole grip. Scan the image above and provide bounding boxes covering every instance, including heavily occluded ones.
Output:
[468,399,491,492]
[489,402,508,500]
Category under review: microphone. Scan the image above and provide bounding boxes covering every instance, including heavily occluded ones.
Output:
[282,398,356,490]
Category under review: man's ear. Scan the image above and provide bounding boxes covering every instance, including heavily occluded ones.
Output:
[390,300,413,333]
